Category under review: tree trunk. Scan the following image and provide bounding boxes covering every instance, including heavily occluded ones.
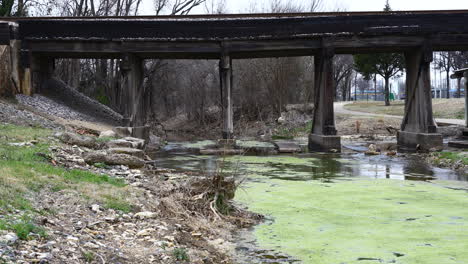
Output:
[384,76,390,106]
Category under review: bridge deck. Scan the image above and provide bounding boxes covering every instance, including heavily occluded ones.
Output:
[1,10,468,58]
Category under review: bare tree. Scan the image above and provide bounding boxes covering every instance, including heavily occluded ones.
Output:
[204,0,225,14]
[434,51,454,99]
[333,55,354,101]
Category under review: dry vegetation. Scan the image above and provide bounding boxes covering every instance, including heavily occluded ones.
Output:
[0,123,259,263]
[344,99,465,119]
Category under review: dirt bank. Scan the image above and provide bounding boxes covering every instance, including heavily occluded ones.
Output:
[0,100,259,264]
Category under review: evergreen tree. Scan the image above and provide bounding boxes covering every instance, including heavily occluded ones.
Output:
[0,0,14,16]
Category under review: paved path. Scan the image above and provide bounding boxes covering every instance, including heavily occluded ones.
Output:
[334,102,465,126]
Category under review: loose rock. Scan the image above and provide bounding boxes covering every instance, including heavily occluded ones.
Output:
[99,130,117,138]
[55,132,97,149]
[83,151,145,168]
[108,148,145,159]
[134,212,158,220]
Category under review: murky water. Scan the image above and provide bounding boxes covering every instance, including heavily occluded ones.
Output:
[153,142,466,182]
[151,141,468,264]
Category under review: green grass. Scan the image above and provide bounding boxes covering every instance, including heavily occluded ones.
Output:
[0,215,47,240]
[103,195,133,213]
[0,123,134,229]
[344,99,465,120]
[82,251,95,262]
[173,248,190,261]
[272,121,312,140]
[0,124,51,141]
[434,152,468,166]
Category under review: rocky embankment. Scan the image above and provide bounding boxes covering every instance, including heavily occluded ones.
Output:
[0,100,260,264]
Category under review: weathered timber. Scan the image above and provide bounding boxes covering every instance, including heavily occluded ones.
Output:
[0,23,9,45]
[120,53,146,127]
[220,52,233,139]
[312,47,336,136]
[16,34,468,60]
[30,55,54,94]
[1,11,468,60]
[309,47,341,153]
[398,45,443,152]
[465,71,468,127]
[9,12,468,41]
[401,45,436,133]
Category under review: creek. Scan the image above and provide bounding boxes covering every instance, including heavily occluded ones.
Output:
[152,141,468,264]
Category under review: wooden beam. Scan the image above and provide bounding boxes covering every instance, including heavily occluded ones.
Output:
[220,52,233,139]
[0,23,9,45]
[312,47,336,136]
[121,53,145,126]
[401,45,437,133]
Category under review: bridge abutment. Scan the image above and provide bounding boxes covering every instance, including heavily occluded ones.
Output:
[398,46,443,152]
[220,53,234,139]
[309,48,341,153]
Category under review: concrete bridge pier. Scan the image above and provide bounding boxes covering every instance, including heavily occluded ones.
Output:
[398,46,443,152]
[309,48,341,152]
[219,53,234,139]
[119,53,149,140]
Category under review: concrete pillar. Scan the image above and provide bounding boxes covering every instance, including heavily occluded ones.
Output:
[309,47,341,152]
[398,46,443,152]
[220,54,233,139]
[120,53,145,127]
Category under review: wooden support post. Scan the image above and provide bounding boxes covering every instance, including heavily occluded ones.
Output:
[17,48,32,95]
[9,40,21,95]
[31,54,54,94]
[309,47,341,152]
[464,72,468,128]
[398,45,442,151]
[121,53,145,127]
[457,77,462,99]
[220,53,233,139]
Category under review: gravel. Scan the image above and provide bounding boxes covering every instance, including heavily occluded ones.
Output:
[16,94,106,124]
[0,99,61,129]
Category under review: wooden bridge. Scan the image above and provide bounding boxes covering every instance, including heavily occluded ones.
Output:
[2,10,468,152]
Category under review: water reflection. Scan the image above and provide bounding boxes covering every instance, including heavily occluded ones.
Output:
[150,143,467,182]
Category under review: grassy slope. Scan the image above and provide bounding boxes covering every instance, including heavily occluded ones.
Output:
[0,124,133,240]
[344,99,465,119]
[432,152,468,166]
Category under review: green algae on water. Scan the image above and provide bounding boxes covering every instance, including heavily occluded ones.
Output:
[236,140,276,149]
[236,178,468,264]
[182,140,217,150]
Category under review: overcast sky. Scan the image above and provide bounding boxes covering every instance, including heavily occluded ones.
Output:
[139,0,468,15]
